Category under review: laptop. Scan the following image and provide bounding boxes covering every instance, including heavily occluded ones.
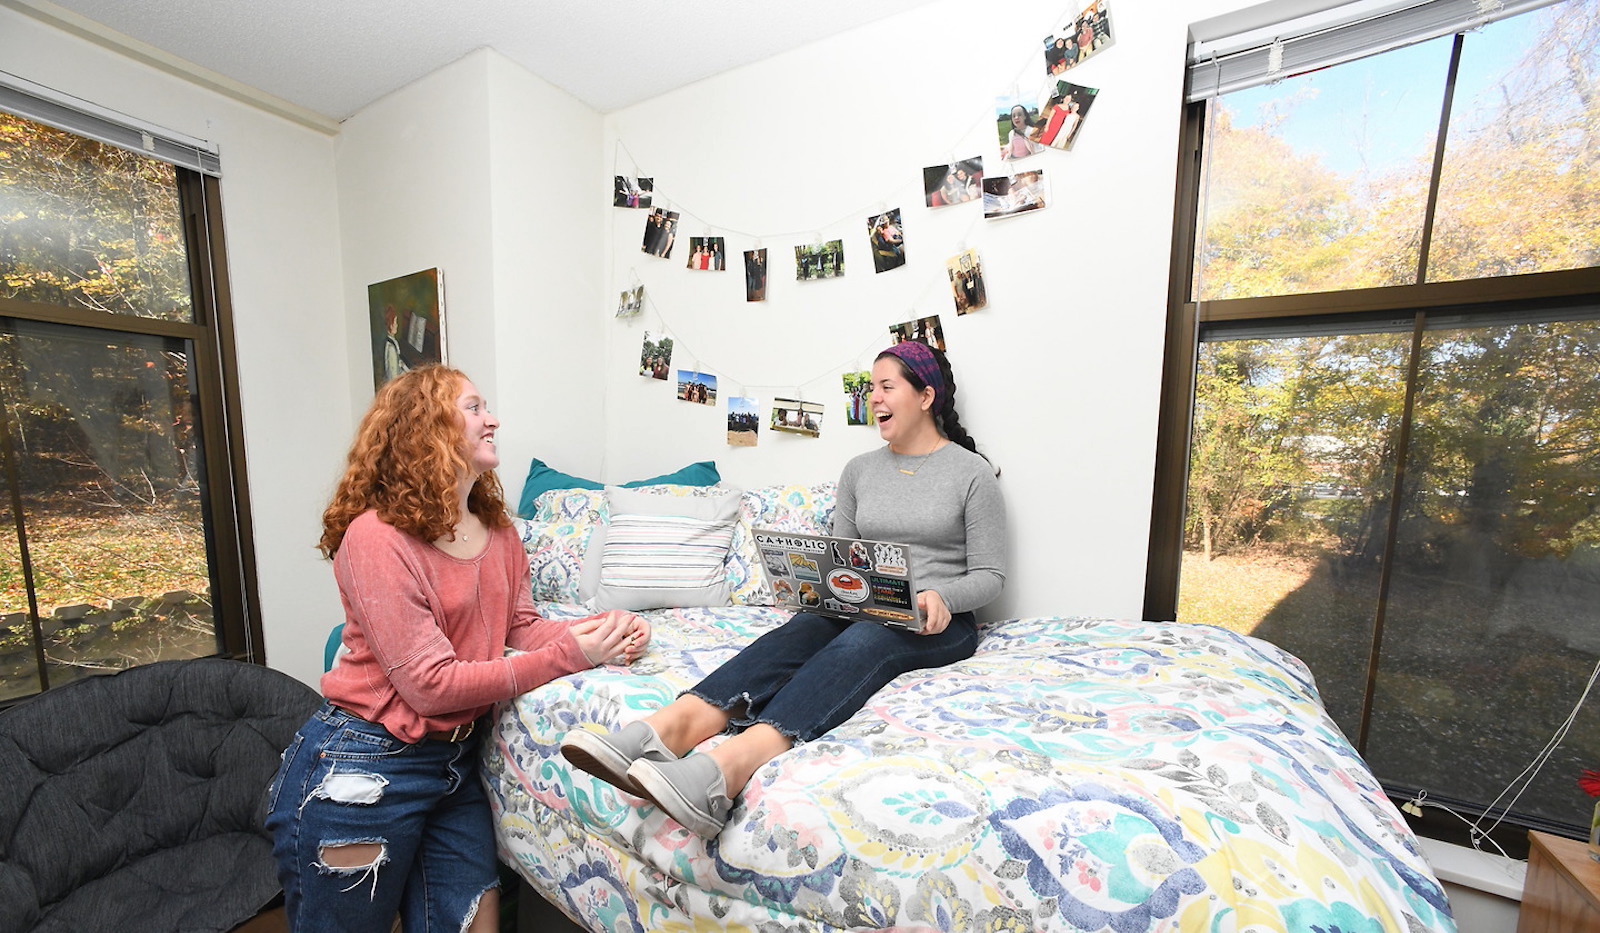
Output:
[751,528,923,631]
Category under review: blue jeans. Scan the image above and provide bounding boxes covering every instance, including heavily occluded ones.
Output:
[688,611,979,743]
[264,703,497,933]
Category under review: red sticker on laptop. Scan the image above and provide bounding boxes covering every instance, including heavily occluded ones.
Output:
[826,568,870,603]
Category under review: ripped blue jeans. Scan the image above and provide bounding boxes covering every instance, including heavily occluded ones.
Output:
[264,702,496,932]
[687,610,979,743]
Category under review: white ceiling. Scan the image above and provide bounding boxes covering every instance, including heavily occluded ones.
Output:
[21,0,947,121]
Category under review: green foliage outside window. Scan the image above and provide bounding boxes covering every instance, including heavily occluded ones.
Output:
[0,113,192,320]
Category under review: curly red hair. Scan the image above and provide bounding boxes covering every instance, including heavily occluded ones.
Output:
[319,365,510,557]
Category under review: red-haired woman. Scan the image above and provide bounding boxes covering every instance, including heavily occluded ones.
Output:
[265,365,647,932]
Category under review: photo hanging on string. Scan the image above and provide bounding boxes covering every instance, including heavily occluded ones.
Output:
[1036,80,1098,151]
[613,176,653,209]
[686,237,726,271]
[639,331,672,381]
[995,91,1045,162]
[727,396,760,447]
[889,314,946,351]
[842,371,876,426]
[983,169,1048,220]
[744,249,768,301]
[770,398,825,438]
[795,240,845,281]
[616,284,644,318]
[1044,1,1113,77]
[677,370,718,405]
[867,209,907,273]
[641,207,679,258]
[923,157,984,208]
[947,250,988,315]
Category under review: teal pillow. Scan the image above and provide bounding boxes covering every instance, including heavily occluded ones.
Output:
[517,458,720,517]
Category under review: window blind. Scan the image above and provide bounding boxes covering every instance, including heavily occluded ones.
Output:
[1201,302,1600,341]
[0,70,221,176]
[1186,0,1566,102]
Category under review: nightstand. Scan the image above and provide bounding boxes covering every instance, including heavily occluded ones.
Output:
[1517,831,1600,932]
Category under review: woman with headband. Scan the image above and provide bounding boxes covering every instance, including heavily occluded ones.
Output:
[560,341,1006,837]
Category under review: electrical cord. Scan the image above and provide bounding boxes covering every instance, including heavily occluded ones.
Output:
[1402,655,1600,856]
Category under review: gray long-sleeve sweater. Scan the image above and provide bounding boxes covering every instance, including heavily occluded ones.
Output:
[831,443,1006,615]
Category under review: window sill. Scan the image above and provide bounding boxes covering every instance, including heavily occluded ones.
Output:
[1417,836,1527,901]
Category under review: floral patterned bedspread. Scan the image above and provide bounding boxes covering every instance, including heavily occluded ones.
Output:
[483,608,1455,932]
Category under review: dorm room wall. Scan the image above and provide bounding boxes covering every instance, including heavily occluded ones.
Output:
[330,48,607,687]
[335,46,608,553]
[597,0,1240,623]
[0,5,351,690]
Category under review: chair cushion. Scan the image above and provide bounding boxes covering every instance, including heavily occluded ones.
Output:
[0,658,321,933]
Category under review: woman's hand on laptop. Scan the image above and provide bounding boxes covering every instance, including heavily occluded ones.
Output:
[916,590,950,635]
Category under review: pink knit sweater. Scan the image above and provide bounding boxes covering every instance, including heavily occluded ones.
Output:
[320,510,590,743]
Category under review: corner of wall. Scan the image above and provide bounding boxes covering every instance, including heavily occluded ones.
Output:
[483,52,609,504]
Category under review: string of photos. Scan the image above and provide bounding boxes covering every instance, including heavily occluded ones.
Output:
[615,0,1113,448]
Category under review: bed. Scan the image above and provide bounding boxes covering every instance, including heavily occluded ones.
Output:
[482,481,1456,932]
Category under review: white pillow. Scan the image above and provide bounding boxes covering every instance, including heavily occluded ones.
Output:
[589,485,742,611]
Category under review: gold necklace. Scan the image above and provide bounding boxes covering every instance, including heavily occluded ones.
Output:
[895,449,936,475]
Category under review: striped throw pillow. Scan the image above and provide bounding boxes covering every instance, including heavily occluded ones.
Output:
[592,486,742,611]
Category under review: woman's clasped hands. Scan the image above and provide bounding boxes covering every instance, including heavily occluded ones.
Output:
[572,610,651,665]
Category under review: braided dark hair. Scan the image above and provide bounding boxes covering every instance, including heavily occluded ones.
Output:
[875,345,995,471]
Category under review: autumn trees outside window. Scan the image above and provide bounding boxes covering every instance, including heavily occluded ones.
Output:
[1150,0,1600,846]
[0,107,258,702]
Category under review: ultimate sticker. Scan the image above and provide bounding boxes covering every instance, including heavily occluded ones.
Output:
[869,575,913,610]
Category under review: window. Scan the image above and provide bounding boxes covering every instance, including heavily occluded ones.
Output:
[1150,0,1600,847]
[0,103,259,701]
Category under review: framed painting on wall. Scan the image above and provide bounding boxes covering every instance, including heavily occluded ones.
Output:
[368,267,446,389]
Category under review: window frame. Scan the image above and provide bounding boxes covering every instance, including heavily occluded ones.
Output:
[0,164,263,701]
[1145,22,1600,844]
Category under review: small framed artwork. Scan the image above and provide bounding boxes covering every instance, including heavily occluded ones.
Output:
[367,267,445,390]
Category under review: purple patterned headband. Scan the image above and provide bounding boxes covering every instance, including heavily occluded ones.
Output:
[879,341,946,413]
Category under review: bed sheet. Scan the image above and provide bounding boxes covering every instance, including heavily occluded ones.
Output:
[483,608,1455,932]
